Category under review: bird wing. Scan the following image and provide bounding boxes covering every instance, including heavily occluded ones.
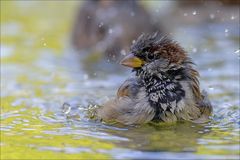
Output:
[97,78,155,125]
[192,90,213,123]
[198,90,213,115]
[117,78,140,98]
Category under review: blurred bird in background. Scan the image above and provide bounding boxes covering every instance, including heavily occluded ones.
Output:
[71,0,162,76]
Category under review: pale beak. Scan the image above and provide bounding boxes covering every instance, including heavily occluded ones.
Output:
[120,53,145,68]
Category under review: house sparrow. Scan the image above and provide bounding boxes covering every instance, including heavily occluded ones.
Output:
[97,33,212,125]
[71,0,161,75]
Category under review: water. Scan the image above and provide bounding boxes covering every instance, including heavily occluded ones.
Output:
[1,2,239,159]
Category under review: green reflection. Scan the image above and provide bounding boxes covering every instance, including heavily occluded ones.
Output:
[1,1,239,159]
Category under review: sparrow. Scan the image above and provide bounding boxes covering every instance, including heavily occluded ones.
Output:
[71,0,161,75]
[97,33,212,125]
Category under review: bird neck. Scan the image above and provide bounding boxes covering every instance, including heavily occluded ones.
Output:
[136,68,185,96]
[135,67,186,119]
[135,66,185,85]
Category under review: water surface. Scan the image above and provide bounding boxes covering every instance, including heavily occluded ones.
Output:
[1,2,239,159]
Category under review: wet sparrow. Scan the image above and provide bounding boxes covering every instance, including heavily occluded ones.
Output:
[97,33,212,125]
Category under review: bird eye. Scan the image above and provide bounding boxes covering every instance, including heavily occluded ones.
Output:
[147,53,155,60]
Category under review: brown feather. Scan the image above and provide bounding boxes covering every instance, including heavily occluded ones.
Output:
[117,84,130,98]
[157,43,187,64]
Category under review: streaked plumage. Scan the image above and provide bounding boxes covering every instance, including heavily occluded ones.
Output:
[97,33,212,125]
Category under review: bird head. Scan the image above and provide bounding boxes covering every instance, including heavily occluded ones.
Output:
[120,33,188,75]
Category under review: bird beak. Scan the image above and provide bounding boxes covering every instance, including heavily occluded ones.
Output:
[120,53,144,68]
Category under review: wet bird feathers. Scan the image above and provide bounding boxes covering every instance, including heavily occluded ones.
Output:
[97,33,212,125]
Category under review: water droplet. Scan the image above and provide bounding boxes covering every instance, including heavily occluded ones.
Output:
[62,103,71,114]
[234,49,240,58]
[234,49,240,54]
[98,22,103,28]
[224,29,229,36]
[43,43,47,46]
[192,48,197,53]
[108,29,113,34]
[132,40,136,44]
[209,14,215,19]
[208,86,214,91]
[184,13,188,16]
[120,49,126,56]
[83,74,88,80]
[192,11,197,15]
[231,15,235,20]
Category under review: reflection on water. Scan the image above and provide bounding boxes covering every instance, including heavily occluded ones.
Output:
[1,1,239,159]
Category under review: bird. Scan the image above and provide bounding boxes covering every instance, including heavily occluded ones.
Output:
[71,0,163,62]
[97,33,212,125]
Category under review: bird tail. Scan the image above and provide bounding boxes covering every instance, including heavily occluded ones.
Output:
[200,90,213,115]
[193,90,213,123]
